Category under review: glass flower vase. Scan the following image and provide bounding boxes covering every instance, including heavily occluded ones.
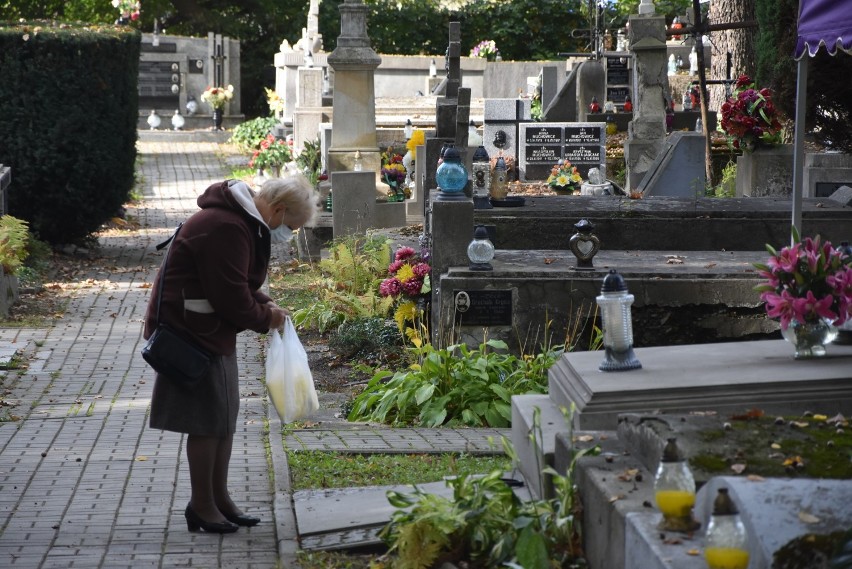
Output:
[781,318,838,359]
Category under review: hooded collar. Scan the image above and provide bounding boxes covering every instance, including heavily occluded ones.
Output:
[227,180,270,229]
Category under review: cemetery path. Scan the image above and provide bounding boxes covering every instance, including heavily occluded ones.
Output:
[0,137,296,569]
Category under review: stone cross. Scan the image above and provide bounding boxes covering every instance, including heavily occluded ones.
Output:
[435,22,462,140]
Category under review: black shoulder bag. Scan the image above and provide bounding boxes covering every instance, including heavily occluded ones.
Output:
[141,223,214,383]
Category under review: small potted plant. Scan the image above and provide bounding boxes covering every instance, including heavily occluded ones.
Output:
[249,134,292,179]
[754,228,852,358]
[546,160,583,195]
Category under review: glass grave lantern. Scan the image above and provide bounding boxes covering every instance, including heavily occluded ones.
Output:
[171,110,185,131]
[596,269,641,371]
[654,438,699,532]
[467,225,494,271]
[471,146,492,209]
[435,146,468,201]
[704,488,749,569]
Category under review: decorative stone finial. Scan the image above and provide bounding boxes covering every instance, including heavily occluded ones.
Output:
[638,0,655,15]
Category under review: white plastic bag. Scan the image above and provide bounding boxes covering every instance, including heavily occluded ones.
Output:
[266,316,319,423]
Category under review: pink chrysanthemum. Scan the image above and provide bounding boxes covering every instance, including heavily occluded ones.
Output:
[402,278,423,296]
[413,263,431,278]
[395,246,416,261]
[379,277,402,297]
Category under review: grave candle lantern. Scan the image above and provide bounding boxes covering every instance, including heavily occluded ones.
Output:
[147,109,162,130]
[471,146,492,209]
[704,488,749,569]
[404,119,413,140]
[490,156,509,201]
[467,225,494,271]
[596,269,641,371]
[654,438,699,533]
[171,110,185,131]
[435,146,468,200]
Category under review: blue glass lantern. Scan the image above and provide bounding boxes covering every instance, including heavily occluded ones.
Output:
[436,146,468,200]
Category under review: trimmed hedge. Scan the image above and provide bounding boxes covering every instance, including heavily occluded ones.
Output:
[0,22,140,244]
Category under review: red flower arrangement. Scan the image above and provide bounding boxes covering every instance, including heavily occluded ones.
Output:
[379,247,431,300]
[720,75,783,152]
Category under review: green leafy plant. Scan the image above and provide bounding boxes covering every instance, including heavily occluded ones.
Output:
[328,316,404,361]
[291,235,395,332]
[0,216,30,275]
[229,116,279,153]
[380,407,598,568]
[347,338,563,428]
[713,161,737,198]
[296,137,323,187]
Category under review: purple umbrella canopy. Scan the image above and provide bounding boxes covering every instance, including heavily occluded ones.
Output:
[795,0,852,59]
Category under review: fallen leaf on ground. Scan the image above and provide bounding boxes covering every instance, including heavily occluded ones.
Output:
[543,258,555,265]
[799,512,820,524]
[609,494,625,503]
[731,408,764,421]
[747,475,765,482]
[135,456,148,461]
[618,469,640,481]
[575,435,595,442]
[687,549,701,556]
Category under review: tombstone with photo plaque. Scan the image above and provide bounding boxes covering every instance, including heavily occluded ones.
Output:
[518,122,606,181]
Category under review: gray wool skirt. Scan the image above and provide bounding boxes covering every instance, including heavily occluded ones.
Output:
[149,352,239,437]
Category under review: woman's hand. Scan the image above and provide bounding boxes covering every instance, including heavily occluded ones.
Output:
[267,301,290,330]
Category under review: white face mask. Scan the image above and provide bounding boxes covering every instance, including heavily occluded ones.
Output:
[270,225,293,244]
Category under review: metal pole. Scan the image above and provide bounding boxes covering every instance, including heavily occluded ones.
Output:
[792,57,808,241]
[692,0,713,188]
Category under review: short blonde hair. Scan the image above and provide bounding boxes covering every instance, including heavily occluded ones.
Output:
[257,174,319,227]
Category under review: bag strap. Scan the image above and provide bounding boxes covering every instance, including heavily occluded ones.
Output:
[154,223,184,326]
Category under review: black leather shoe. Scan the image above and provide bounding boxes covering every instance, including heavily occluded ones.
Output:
[222,512,261,527]
[185,504,239,533]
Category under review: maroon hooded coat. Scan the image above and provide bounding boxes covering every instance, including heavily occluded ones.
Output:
[144,180,277,356]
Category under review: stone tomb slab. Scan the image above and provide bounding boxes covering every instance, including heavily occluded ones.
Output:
[517,122,605,181]
[548,339,852,430]
[623,476,852,569]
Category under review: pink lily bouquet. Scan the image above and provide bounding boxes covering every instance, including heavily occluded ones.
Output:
[754,229,852,330]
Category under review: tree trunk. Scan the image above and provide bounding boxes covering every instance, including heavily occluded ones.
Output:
[708,0,757,110]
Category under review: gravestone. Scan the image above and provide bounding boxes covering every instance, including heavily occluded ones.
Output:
[541,65,579,122]
[517,123,606,180]
[326,0,382,175]
[804,152,852,198]
[635,131,706,197]
[483,99,532,175]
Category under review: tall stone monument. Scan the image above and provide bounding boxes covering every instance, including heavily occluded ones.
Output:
[326,0,383,177]
[623,5,668,191]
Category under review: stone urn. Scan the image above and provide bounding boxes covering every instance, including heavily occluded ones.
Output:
[735,144,793,198]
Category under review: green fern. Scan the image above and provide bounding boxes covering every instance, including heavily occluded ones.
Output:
[0,216,30,274]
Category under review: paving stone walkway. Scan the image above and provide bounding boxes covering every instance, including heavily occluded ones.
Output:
[0,134,508,569]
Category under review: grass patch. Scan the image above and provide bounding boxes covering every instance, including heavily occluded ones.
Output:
[286,451,510,491]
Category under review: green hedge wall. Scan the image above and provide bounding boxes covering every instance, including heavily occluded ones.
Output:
[0,22,140,245]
